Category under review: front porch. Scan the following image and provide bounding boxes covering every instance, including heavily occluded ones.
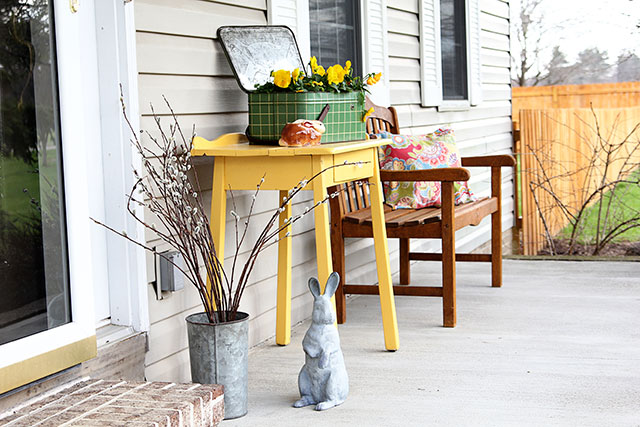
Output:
[227,259,640,425]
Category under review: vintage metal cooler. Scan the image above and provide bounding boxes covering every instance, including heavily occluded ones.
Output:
[217,26,366,145]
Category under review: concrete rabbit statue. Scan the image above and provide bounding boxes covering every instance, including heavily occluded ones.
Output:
[293,272,349,411]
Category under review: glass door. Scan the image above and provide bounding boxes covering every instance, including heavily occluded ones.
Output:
[0,0,71,345]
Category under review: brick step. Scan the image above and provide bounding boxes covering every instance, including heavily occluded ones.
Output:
[0,379,223,426]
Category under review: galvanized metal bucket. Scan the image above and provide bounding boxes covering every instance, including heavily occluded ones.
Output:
[186,312,249,419]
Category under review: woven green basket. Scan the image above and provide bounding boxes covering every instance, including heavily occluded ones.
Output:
[248,91,366,145]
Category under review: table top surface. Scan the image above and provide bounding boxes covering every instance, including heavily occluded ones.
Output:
[191,133,390,157]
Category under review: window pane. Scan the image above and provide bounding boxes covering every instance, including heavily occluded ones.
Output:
[0,0,70,345]
[309,0,361,76]
[441,0,468,100]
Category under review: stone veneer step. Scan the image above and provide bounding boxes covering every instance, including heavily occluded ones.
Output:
[0,379,223,426]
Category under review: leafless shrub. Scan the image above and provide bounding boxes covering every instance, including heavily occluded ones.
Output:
[525,107,640,255]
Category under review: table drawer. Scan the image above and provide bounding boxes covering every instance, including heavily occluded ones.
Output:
[333,149,375,183]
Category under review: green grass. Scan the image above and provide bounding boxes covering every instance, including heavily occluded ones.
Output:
[559,169,640,243]
[0,155,41,220]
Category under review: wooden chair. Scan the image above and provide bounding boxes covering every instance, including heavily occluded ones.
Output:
[328,99,515,327]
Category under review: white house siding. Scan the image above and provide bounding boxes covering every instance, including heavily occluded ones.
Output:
[136,0,512,382]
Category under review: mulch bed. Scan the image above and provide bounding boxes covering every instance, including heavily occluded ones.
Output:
[538,239,640,257]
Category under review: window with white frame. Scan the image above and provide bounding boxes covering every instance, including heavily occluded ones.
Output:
[420,0,482,108]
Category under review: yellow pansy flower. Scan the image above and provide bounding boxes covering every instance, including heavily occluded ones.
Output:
[366,72,382,86]
[345,60,351,74]
[311,81,324,87]
[292,68,301,81]
[310,56,319,72]
[272,69,291,88]
[315,65,325,76]
[327,64,346,85]
[362,107,375,122]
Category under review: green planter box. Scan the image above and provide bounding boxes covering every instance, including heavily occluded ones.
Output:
[248,92,366,145]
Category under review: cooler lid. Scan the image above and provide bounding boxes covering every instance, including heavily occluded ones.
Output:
[217,25,306,93]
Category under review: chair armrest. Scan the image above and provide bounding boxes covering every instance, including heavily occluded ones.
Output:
[461,155,516,167]
[379,168,471,182]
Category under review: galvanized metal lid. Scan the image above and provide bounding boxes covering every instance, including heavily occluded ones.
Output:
[217,25,306,93]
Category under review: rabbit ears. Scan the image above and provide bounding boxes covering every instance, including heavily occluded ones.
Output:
[308,272,340,298]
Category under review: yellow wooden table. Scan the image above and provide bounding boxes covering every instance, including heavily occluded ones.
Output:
[191,133,399,351]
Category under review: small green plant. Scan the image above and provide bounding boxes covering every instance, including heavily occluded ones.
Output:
[253,57,381,94]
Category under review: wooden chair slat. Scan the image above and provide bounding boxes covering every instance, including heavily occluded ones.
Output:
[361,181,371,206]
[350,206,414,226]
[355,181,369,209]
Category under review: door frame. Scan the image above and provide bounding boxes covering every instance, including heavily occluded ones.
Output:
[0,0,146,394]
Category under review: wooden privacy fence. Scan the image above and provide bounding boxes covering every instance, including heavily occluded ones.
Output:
[513,82,640,130]
[519,107,640,255]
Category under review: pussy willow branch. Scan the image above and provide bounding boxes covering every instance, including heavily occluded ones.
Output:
[92,85,371,322]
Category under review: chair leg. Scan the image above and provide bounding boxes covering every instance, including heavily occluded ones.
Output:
[331,233,347,324]
[491,167,503,288]
[441,182,457,327]
[399,238,410,285]
[491,209,502,288]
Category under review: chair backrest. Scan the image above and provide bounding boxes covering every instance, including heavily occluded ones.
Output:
[330,98,399,216]
[365,97,400,136]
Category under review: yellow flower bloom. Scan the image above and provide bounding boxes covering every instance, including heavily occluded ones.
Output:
[292,68,301,81]
[315,65,325,76]
[311,81,324,87]
[362,107,375,122]
[327,64,346,85]
[367,72,382,85]
[272,69,291,88]
[310,56,319,72]
[345,60,351,73]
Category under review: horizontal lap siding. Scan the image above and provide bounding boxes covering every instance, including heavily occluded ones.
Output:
[386,0,514,258]
[136,0,319,383]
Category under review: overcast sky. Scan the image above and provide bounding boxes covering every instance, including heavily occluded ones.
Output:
[513,0,640,64]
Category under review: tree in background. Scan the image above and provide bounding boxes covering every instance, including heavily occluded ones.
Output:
[569,48,612,84]
[512,0,545,87]
[616,52,640,82]
[538,46,571,86]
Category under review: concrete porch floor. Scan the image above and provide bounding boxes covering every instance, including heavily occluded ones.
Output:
[226,259,640,426]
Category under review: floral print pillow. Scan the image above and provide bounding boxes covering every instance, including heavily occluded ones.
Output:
[377,129,475,209]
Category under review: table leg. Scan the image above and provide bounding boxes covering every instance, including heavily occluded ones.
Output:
[368,153,400,351]
[276,192,292,345]
[311,157,333,296]
[209,157,227,310]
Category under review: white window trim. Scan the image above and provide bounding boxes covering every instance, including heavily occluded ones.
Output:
[420,0,482,109]
[438,100,471,111]
[93,0,149,332]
